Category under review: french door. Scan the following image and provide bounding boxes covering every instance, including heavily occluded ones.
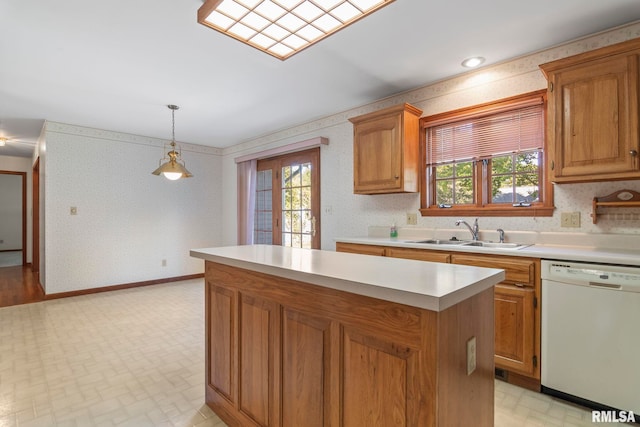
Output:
[254,148,320,249]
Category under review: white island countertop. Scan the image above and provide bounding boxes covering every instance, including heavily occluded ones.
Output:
[190,245,504,312]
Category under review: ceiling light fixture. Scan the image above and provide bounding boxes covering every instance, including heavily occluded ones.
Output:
[197,0,395,60]
[0,137,7,147]
[461,56,485,68]
[152,105,193,181]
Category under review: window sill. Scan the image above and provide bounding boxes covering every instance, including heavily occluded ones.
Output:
[419,206,554,217]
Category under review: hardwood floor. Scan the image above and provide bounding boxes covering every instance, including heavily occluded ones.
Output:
[0,265,44,308]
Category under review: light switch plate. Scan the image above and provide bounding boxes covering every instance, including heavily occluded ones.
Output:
[560,211,580,227]
[406,212,418,225]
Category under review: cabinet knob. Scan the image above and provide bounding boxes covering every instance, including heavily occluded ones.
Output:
[630,150,638,157]
[395,175,400,179]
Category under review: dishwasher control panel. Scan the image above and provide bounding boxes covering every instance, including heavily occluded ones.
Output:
[542,260,640,292]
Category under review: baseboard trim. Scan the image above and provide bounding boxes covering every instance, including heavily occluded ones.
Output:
[44,273,204,300]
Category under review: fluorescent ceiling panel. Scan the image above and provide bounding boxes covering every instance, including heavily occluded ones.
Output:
[198,0,395,59]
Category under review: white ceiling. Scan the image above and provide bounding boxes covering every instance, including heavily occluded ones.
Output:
[1,1,640,158]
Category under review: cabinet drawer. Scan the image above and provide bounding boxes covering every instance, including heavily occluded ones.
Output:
[336,242,386,256]
[385,247,451,263]
[451,254,536,287]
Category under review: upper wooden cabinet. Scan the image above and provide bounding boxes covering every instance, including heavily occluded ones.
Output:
[540,38,640,183]
[349,103,423,194]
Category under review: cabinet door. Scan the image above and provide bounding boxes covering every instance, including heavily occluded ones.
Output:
[207,284,235,403]
[549,53,640,181]
[281,308,338,427]
[353,113,402,193]
[386,247,451,263]
[494,284,536,376]
[342,327,421,427]
[238,293,281,426]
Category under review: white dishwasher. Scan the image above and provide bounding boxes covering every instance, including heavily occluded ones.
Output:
[541,260,640,418]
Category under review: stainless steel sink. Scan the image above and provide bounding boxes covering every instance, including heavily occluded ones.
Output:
[465,241,531,249]
[410,239,471,245]
[408,239,530,250]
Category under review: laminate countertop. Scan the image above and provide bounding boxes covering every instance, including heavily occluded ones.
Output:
[335,236,640,267]
[190,245,504,312]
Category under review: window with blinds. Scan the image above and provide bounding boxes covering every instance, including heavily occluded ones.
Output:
[420,90,554,217]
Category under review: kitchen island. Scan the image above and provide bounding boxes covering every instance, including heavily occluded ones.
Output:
[190,245,504,427]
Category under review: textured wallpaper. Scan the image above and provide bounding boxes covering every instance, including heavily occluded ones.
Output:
[43,123,223,294]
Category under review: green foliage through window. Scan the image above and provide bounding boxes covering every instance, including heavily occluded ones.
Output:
[490,151,540,204]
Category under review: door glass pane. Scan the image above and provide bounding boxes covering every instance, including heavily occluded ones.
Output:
[254,169,273,244]
[281,160,313,248]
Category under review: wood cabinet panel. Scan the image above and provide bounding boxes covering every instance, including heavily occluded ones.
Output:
[239,293,280,426]
[281,309,334,427]
[207,285,234,402]
[350,103,423,194]
[354,115,401,191]
[343,328,413,426]
[335,242,386,256]
[494,284,536,376]
[451,253,535,287]
[541,38,640,182]
[386,247,451,263]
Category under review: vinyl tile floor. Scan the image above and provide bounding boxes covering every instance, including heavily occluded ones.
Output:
[0,278,627,426]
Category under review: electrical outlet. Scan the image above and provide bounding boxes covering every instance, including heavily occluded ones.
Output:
[467,336,476,375]
[561,211,581,228]
[406,212,417,225]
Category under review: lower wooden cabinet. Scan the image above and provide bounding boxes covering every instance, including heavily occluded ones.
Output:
[205,260,495,427]
[493,285,536,377]
[386,246,451,263]
[336,242,541,385]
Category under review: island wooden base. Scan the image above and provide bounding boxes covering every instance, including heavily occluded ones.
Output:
[204,261,494,427]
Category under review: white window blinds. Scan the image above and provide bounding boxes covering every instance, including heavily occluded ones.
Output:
[426,100,544,165]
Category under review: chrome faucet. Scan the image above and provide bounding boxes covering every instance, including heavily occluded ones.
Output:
[455,218,479,241]
[496,228,505,243]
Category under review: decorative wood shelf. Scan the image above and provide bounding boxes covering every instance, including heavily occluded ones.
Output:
[591,189,640,224]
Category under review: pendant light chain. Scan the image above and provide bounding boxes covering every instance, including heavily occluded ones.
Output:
[169,104,179,147]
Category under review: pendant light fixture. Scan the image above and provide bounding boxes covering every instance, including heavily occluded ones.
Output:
[152,104,193,180]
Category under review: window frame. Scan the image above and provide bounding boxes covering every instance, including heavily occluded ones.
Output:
[419,90,554,217]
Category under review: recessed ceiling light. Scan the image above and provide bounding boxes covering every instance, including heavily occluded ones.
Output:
[198,0,395,60]
[461,56,485,68]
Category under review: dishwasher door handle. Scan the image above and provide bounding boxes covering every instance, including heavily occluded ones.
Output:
[589,281,622,290]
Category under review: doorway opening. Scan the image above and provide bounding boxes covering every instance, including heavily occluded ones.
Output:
[0,171,26,268]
